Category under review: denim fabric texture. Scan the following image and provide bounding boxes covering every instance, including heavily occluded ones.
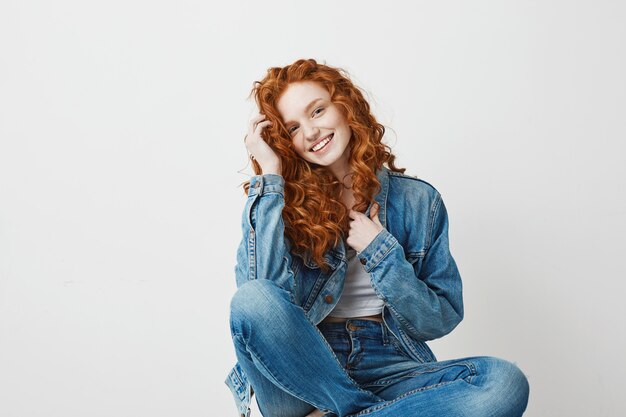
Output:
[225,166,529,416]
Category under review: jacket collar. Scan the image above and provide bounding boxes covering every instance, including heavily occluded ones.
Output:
[371,165,389,230]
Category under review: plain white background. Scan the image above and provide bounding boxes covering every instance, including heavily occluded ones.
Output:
[1,0,624,416]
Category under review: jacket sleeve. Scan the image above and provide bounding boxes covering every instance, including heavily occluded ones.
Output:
[358,192,464,341]
[234,174,296,295]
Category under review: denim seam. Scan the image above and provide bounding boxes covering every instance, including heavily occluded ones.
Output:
[397,327,426,363]
[244,192,256,229]
[288,280,297,304]
[353,361,478,417]
[406,251,426,261]
[248,346,313,407]
[389,301,423,344]
[225,368,245,398]
[378,317,408,357]
[364,232,397,272]
[367,243,424,341]
[235,327,380,416]
[291,257,300,305]
[380,321,389,345]
[303,272,325,310]
[382,303,424,360]
[380,307,401,348]
[232,334,320,411]
[307,314,385,402]
[256,189,283,196]
[350,380,456,416]
[248,229,256,281]
[402,301,425,340]
[386,336,412,360]
[225,382,250,417]
[426,192,442,250]
[366,362,476,387]
[305,264,343,314]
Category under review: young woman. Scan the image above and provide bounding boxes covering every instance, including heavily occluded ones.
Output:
[225,59,530,417]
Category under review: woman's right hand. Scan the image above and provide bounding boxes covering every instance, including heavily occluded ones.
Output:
[244,113,282,175]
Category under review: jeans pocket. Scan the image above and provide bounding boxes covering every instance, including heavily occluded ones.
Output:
[382,323,413,359]
[384,324,437,363]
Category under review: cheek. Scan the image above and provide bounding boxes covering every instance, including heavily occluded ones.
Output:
[292,139,308,158]
[329,111,350,133]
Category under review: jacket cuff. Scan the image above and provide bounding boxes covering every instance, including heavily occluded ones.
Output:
[248,174,284,196]
[357,229,399,272]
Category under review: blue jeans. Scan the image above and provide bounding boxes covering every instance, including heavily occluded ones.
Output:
[230,279,529,417]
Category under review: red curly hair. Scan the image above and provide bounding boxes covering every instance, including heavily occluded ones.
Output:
[242,59,405,273]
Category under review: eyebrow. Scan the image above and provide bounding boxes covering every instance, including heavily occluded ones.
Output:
[284,98,324,125]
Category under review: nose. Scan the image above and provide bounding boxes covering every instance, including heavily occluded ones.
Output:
[302,123,320,142]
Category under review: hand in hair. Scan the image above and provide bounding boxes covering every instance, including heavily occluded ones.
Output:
[244,112,282,175]
[346,202,385,253]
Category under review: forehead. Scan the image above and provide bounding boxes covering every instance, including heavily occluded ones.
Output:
[276,81,330,123]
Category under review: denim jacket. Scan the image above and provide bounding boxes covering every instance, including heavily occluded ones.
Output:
[225,166,463,417]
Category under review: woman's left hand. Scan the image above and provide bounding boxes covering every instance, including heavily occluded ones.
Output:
[346,202,385,253]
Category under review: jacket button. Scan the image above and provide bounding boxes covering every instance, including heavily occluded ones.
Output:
[360,257,367,265]
[324,295,333,303]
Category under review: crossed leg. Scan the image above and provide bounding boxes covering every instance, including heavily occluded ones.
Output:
[230,280,529,417]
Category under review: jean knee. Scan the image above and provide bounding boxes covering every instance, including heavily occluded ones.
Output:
[480,356,530,415]
[506,360,530,413]
[230,279,292,334]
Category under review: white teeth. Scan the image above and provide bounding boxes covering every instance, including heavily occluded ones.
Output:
[312,135,332,152]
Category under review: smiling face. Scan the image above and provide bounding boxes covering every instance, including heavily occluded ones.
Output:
[276,81,353,179]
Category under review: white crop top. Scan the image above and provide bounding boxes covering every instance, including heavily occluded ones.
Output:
[329,247,385,318]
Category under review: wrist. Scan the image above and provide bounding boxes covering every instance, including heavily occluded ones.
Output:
[263,164,282,176]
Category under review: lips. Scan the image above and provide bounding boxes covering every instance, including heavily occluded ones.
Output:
[309,134,333,152]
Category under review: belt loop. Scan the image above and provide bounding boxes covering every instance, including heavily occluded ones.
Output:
[380,319,389,345]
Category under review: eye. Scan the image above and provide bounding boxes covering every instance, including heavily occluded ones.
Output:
[313,107,324,116]
[288,125,299,135]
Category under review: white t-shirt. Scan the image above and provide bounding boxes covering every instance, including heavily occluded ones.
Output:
[329,247,384,318]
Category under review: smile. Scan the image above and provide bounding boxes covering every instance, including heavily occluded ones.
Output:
[310,134,333,152]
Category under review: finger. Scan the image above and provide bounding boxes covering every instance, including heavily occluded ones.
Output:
[247,122,270,139]
[250,113,266,123]
[254,120,272,134]
[369,203,379,220]
[248,114,267,129]
[371,204,384,226]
